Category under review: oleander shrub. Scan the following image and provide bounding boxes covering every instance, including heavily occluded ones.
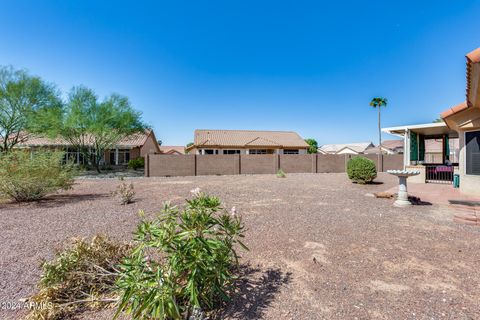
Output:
[127,157,144,170]
[115,190,247,319]
[0,150,76,202]
[347,156,377,184]
[26,235,132,320]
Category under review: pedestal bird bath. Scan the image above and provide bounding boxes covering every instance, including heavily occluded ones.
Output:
[387,169,421,207]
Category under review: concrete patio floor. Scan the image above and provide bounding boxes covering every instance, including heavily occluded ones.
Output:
[385,182,480,206]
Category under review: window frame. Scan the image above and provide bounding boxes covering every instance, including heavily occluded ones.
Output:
[464,130,480,176]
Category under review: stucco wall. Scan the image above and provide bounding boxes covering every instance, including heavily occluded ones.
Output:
[140,133,160,156]
[458,131,480,196]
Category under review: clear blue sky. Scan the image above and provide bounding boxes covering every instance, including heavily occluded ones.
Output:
[0,1,478,145]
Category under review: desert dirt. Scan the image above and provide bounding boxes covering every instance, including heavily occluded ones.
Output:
[1,173,480,319]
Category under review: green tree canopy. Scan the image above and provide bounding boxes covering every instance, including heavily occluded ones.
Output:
[0,66,62,152]
[54,86,147,172]
[304,138,318,154]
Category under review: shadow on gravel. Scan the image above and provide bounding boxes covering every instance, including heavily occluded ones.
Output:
[0,193,110,210]
[216,264,291,319]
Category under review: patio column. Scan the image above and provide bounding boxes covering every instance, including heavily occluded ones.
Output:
[115,148,119,165]
[403,129,410,168]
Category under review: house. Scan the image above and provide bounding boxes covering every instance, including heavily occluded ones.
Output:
[15,129,160,166]
[382,47,480,196]
[160,146,185,155]
[440,48,480,196]
[318,142,374,155]
[363,140,404,155]
[185,129,309,155]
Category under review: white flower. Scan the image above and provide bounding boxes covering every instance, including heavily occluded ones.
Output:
[190,187,201,196]
[230,206,237,217]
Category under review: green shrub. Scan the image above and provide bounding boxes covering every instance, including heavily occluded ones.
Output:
[115,191,247,319]
[276,169,286,178]
[0,150,76,202]
[26,235,131,320]
[347,156,377,184]
[127,157,144,170]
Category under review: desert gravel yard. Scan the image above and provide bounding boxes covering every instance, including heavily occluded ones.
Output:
[1,173,480,319]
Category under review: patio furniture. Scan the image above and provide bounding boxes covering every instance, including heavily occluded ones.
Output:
[387,169,421,207]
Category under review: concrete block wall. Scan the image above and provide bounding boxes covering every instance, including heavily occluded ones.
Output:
[146,154,403,177]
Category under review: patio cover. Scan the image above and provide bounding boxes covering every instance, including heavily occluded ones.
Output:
[382,122,458,167]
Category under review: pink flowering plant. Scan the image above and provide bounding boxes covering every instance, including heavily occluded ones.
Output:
[115,189,247,319]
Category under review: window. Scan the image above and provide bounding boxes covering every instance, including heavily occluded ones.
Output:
[249,149,267,155]
[283,149,299,154]
[466,131,480,175]
[223,150,240,154]
[109,149,131,165]
[203,149,216,155]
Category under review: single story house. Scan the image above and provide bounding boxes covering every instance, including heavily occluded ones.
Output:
[318,142,374,155]
[159,146,186,155]
[14,129,160,166]
[185,129,309,155]
[383,47,480,196]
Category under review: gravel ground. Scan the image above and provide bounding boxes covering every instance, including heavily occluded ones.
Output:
[1,173,480,319]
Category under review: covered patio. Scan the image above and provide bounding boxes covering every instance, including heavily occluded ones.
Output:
[382,122,459,184]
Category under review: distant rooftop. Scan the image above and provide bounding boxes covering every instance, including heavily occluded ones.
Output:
[188,129,309,149]
[319,142,374,154]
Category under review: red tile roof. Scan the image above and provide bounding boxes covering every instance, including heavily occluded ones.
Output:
[160,146,185,155]
[440,101,468,118]
[16,130,152,148]
[188,129,308,150]
[441,48,480,120]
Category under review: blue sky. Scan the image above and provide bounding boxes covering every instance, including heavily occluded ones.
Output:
[0,1,478,145]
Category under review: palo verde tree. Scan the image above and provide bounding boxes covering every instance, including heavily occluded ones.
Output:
[0,66,62,153]
[304,138,318,154]
[369,97,388,147]
[54,86,147,172]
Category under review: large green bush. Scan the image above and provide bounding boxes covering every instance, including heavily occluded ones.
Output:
[115,191,247,319]
[346,156,377,184]
[0,150,76,202]
[127,157,144,170]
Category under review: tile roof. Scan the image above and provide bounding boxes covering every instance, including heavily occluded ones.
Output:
[16,130,152,148]
[189,129,308,149]
[160,146,185,155]
[442,47,480,119]
[319,142,374,154]
[381,139,403,150]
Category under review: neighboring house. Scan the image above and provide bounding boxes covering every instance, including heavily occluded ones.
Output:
[15,129,160,166]
[363,139,404,154]
[382,47,480,196]
[185,129,309,155]
[318,142,374,155]
[160,146,185,155]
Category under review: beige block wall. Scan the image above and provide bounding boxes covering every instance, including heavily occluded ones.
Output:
[317,154,346,173]
[146,154,403,177]
[279,154,316,173]
[197,155,240,175]
[240,154,278,174]
[147,154,196,177]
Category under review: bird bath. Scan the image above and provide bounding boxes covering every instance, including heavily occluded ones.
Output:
[387,169,421,207]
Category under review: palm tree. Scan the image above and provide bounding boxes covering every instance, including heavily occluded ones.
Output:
[369,97,388,148]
